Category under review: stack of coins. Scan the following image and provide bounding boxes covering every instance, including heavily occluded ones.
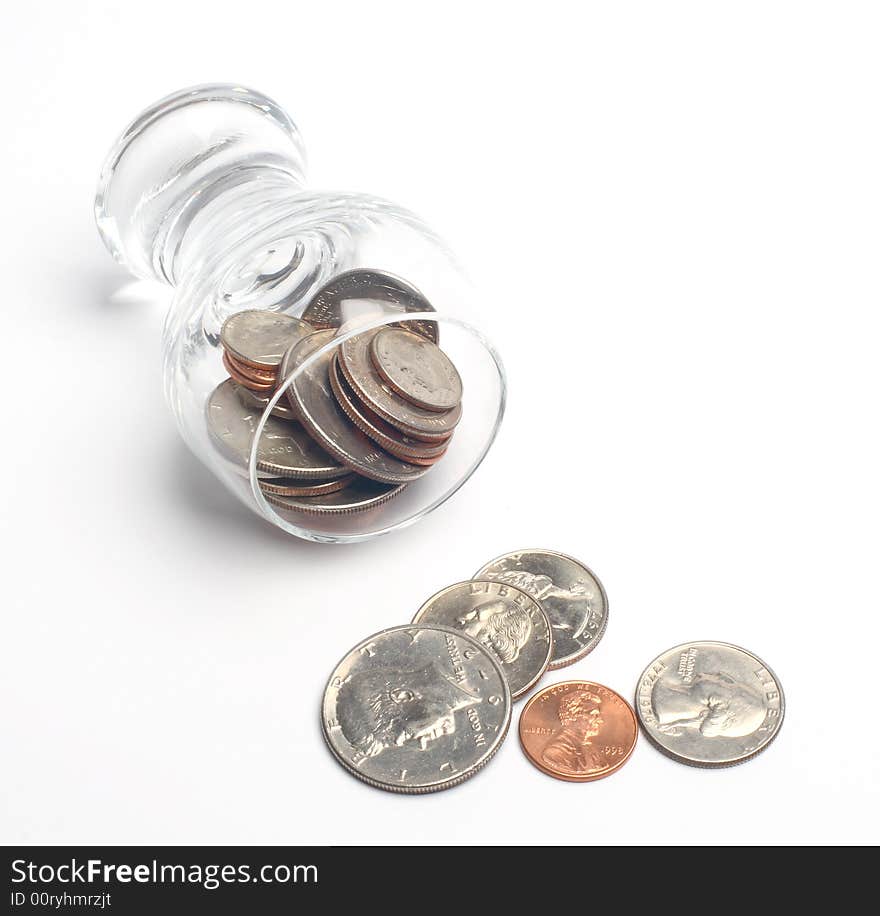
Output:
[206,269,464,517]
[321,548,785,793]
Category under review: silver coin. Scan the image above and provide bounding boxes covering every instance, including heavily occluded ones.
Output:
[474,549,608,669]
[231,380,298,421]
[302,269,438,343]
[283,330,427,484]
[322,624,511,793]
[220,309,314,369]
[371,327,463,412]
[206,378,346,480]
[370,328,462,412]
[635,641,785,768]
[262,476,406,516]
[329,352,450,460]
[413,580,553,700]
[339,329,462,438]
[258,474,355,497]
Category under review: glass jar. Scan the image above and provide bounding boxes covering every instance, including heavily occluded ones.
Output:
[95,84,505,543]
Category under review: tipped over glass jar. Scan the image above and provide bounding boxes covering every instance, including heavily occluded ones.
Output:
[95,84,505,543]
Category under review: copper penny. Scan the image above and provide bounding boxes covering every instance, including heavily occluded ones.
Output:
[224,350,278,384]
[258,474,355,497]
[519,681,638,782]
[223,352,277,391]
[328,352,449,461]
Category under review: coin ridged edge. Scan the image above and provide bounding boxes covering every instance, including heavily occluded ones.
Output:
[286,337,428,485]
[262,482,406,516]
[475,548,610,670]
[320,624,512,794]
[633,641,786,769]
[329,353,448,460]
[338,332,462,439]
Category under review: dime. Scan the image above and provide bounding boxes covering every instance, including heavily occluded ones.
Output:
[220,309,314,369]
[263,476,406,516]
[233,381,298,421]
[328,352,450,461]
[339,330,462,439]
[475,550,608,670]
[258,474,355,497]
[283,331,427,484]
[634,641,785,768]
[413,580,553,700]
[206,378,346,479]
[371,327,463,412]
[322,624,511,793]
[222,352,276,391]
[519,681,638,782]
[302,269,438,343]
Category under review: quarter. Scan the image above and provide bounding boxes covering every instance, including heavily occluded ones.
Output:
[413,580,553,700]
[475,549,608,669]
[370,327,463,412]
[634,641,785,767]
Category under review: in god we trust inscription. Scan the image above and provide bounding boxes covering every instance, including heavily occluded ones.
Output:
[635,641,785,767]
[322,625,512,793]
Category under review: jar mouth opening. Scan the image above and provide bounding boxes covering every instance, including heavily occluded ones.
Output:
[247,312,506,543]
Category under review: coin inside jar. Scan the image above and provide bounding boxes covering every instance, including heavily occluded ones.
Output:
[263,476,406,516]
[301,268,439,343]
[233,381,298,421]
[339,329,462,439]
[634,641,785,768]
[222,352,277,391]
[519,681,638,782]
[206,378,346,479]
[413,580,553,700]
[328,352,450,461]
[258,474,355,497]
[224,351,278,384]
[371,327,463,412]
[220,309,314,370]
[282,331,428,484]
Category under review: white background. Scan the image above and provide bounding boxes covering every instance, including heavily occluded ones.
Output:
[2,2,878,846]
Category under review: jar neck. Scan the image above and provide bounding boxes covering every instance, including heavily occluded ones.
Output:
[157,165,304,286]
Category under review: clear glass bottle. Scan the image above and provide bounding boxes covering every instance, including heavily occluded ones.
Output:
[95,84,505,543]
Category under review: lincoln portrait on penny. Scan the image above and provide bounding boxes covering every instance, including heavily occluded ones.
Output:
[542,688,606,773]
